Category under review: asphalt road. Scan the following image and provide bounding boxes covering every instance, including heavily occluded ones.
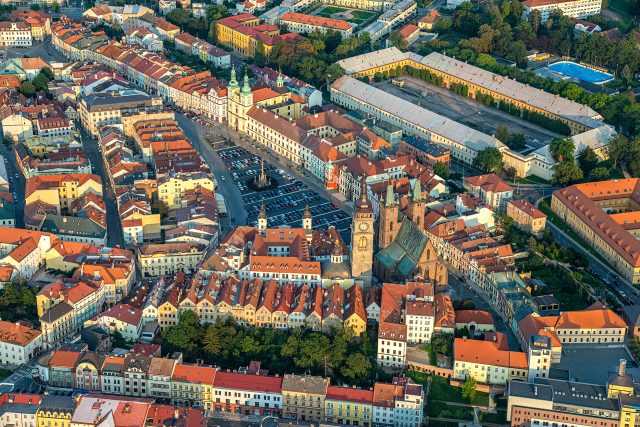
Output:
[174,113,248,233]
[4,38,69,63]
[0,144,25,228]
[448,274,520,351]
[78,128,125,248]
[545,219,640,305]
[374,77,561,150]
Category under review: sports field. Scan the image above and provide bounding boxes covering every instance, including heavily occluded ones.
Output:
[313,5,379,26]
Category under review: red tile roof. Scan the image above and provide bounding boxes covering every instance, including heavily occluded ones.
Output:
[213,371,283,393]
[172,363,216,384]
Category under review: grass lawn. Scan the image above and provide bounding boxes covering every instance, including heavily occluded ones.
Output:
[429,421,458,427]
[435,30,467,46]
[527,267,590,311]
[351,9,377,19]
[313,5,378,25]
[513,175,550,185]
[480,410,508,424]
[538,197,610,266]
[428,401,475,420]
[409,371,490,406]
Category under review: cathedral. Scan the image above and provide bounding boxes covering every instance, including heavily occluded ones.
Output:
[374,180,448,285]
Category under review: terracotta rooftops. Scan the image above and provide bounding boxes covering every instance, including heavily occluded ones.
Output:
[281,12,353,31]
[172,363,217,384]
[464,173,513,193]
[213,371,283,393]
[455,310,494,325]
[454,338,527,369]
[0,320,41,346]
[508,199,546,219]
[326,386,374,403]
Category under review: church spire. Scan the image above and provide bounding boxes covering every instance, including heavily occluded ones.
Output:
[229,65,238,89]
[413,179,423,202]
[385,181,396,207]
[241,72,251,94]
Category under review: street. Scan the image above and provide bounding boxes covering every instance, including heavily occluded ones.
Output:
[78,128,125,248]
[545,220,640,305]
[0,144,24,228]
[3,38,69,63]
[448,274,520,351]
[174,113,248,234]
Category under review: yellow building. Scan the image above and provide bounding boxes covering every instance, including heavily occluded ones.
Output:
[157,174,215,208]
[171,363,216,410]
[506,200,547,237]
[551,180,640,285]
[453,338,529,386]
[282,374,328,422]
[25,174,102,216]
[158,297,179,329]
[325,386,374,426]
[78,89,166,137]
[36,395,76,427]
[138,242,207,277]
[216,13,299,57]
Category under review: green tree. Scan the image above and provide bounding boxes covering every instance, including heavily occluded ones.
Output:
[203,323,223,356]
[549,137,575,162]
[433,161,449,179]
[254,39,266,67]
[208,21,217,44]
[18,81,36,97]
[32,74,49,92]
[162,311,204,357]
[508,133,526,150]
[112,331,129,349]
[167,8,191,27]
[606,135,629,169]
[552,161,583,186]
[51,1,60,12]
[388,31,408,51]
[152,200,169,218]
[205,4,229,22]
[434,18,452,33]
[40,67,54,81]
[577,147,599,176]
[473,147,504,173]
[462,377,478,401]
[341,353,371,383]
[495,123,509,143]
[589,166,609,181]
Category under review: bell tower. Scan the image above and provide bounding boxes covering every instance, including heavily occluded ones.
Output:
[258,203,267,236]
[378,181,399,250]
[350,181,374,287]
[409,179,425,230]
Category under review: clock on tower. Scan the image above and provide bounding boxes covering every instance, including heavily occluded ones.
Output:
[350,182,374,287]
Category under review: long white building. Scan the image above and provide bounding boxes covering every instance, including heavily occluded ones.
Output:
[330,75,505,164]
[523,0,602,23]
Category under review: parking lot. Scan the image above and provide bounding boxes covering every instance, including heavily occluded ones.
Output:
[217,146,352,242]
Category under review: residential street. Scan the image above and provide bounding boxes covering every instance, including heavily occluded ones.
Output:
[79,128,125,248]
[175,113,248,232]
[0,144,25,229]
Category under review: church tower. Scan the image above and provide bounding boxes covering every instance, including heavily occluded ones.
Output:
[378,182,399,250]
[227,69,253,133]
[302,203,312,241]
[258,203,267,236]
[351,182,374,287]
[409,179,425,230]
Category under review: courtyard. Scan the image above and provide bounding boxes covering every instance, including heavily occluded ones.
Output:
[312,5,379,27]
[216,146,352,242]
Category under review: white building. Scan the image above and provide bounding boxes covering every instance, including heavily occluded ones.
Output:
[330,76,505,165]
[0,320,42,366]
[91,303,142,342]
[0,22,33,47]
[377,323,407,369]
[523,0,602,23]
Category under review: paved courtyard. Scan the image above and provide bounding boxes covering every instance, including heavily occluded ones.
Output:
[216,146,352,242]
[374,77,562,151]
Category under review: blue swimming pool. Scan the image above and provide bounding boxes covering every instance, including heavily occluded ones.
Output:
[548,61,614,84]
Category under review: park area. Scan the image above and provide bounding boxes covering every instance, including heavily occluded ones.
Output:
[312,5,378,27]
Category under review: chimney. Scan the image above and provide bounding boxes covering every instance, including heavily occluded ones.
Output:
[619,359,627,376]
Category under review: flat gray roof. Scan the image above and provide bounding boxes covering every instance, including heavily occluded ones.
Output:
[331,76,504,153]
